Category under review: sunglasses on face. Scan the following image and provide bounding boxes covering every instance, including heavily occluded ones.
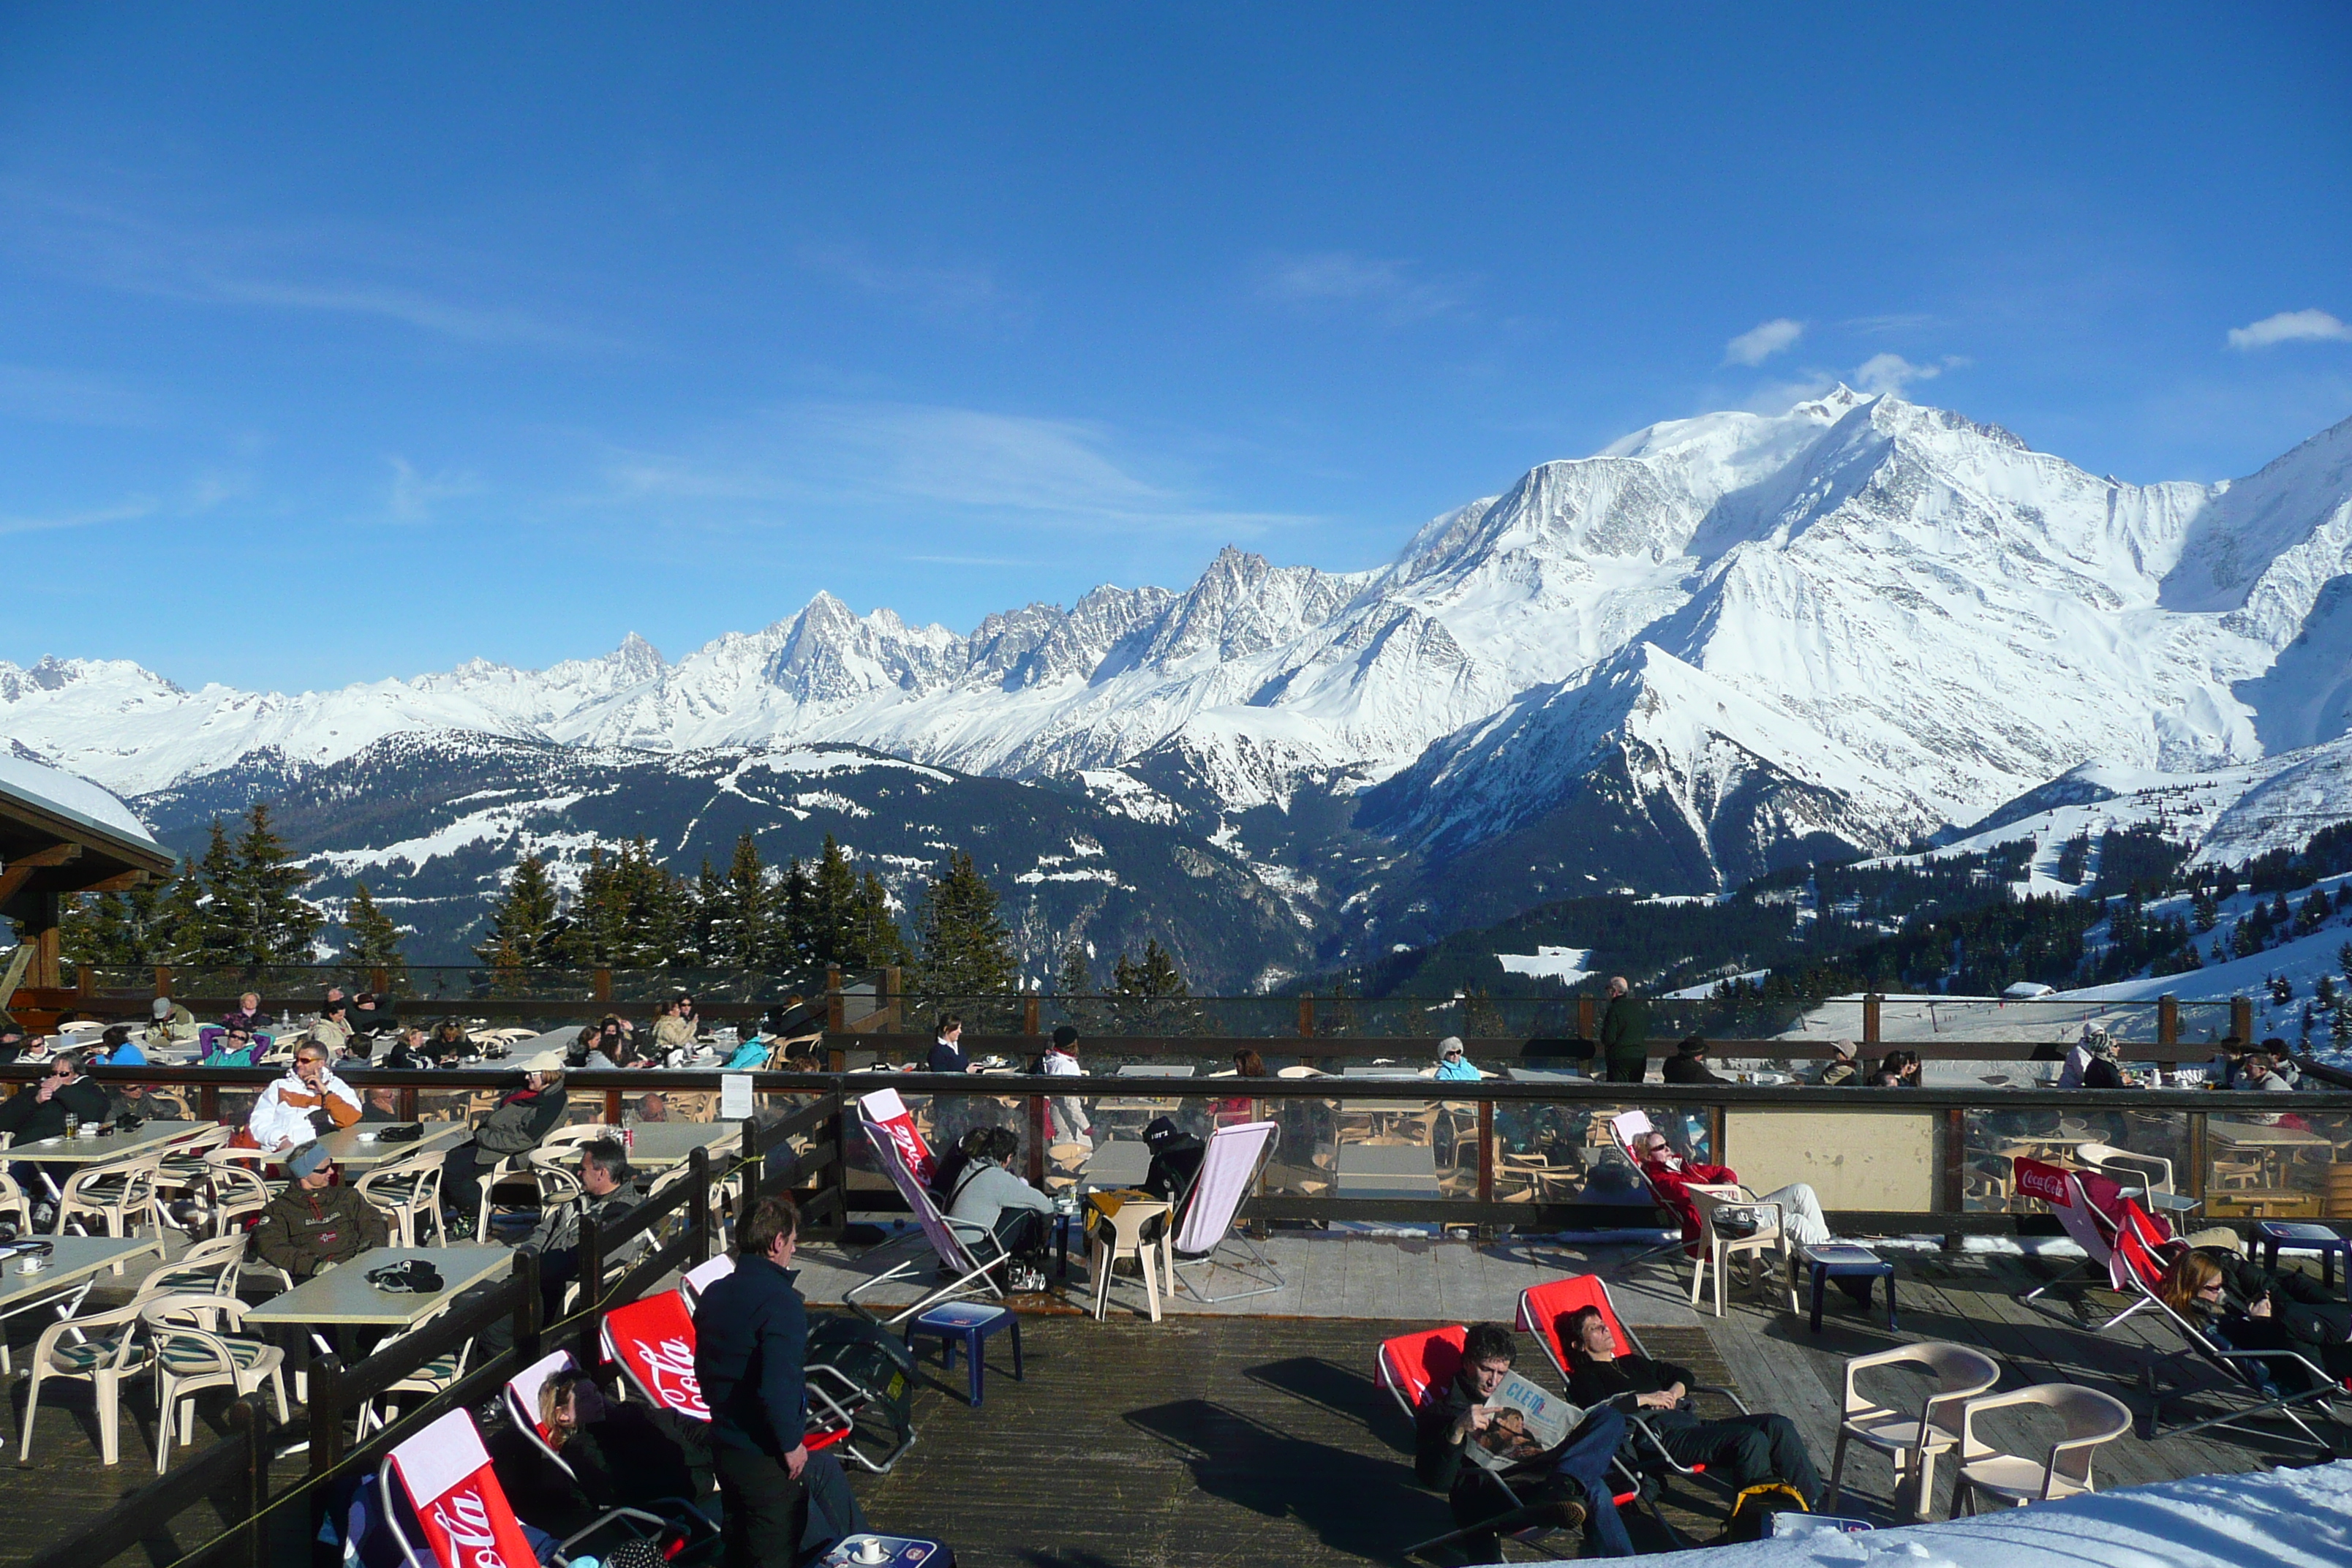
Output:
[2198,1282,2225,1294]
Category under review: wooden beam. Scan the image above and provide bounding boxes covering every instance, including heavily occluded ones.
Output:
[0,843,80,905]
[59,870,146,894]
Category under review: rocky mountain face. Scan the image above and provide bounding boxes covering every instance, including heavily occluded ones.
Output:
[10,388,2352,976]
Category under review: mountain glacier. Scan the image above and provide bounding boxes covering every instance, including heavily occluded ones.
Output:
[7,386,2352,962]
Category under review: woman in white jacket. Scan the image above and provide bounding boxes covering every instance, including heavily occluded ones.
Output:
[248,1041,363,1150]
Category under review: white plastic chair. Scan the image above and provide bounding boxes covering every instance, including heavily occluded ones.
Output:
[1950,1384,2132,1513]
[478,1157,581,1241]
[142,1292,291,1473]
[0,1166,31,1237]
[359,1148,450,1246]
[134,1234,252,1304]
[16,1299,151,1466]
[1686,1183,1796,1316]
[1089,1196,1169,1323]
[1826,1341,2002,1520]
[356,1306,472,1436]
[2073,1142,2175,1197]
[55,1154,164,1266]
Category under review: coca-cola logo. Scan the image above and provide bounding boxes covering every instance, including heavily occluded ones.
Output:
[2014,1161,2071,1206]
[882,1117,933,1185]
[631,1334,709,1417]
[429,1485,519,1568]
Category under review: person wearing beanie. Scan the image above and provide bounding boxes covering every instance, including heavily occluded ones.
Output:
[1040,1024,1090,1145]
[249,1140,388,1280]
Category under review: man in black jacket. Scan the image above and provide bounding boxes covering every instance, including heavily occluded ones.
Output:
[2,1051,112,1226]
[1662,1036,1728,1085]
[1558,1305,1820,1506]
[1412,1322,1633,1558]
[694,1195,864,1566]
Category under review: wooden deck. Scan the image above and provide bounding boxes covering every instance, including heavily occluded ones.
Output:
[3,1234,2340,1567]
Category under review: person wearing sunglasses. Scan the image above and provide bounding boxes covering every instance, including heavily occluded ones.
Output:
[1,1050,112,1229]
[2160,1248,2352,1394]
[250,1139,388,1281]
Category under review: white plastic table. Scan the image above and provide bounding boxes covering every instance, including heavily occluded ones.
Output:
[4,1119,203,1166]
[317,1123,470,1172]
[244,1244,515,1330]
[1334,1142,1441,1199]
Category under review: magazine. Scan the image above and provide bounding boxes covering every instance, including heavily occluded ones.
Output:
[1464,1373,1580,1471]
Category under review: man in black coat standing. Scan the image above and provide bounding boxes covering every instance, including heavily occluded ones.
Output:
[1599,978,1648,1084]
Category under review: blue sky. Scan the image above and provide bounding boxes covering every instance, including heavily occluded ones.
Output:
[2,4,2348,691]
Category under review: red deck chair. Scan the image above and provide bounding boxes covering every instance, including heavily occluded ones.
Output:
[496,1349,716,1561]
[1376,1324,1639,1559]
[2013,1158,2174,1328]
[1517,1273,1760,1515]
[379,1406,685,1568]
[599,1289,862,1463]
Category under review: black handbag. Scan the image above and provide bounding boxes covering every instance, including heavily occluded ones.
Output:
[374,1121,426,1143]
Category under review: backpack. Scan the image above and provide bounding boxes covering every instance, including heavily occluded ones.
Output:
[1717,1482,1809,1544]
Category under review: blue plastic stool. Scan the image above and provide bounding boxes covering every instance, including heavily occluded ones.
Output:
[903,1301,1022,1406]
[2253,1221,2352,1289]
[1796,1243,1896,1333]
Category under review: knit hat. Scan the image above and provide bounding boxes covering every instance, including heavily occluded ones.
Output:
[1051,1025,1079,1050]
[1438,1036,1465,1058]
[287,1142,332,1180]
[522,1049,566,1074]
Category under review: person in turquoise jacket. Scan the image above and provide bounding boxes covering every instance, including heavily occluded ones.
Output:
[1434,1036,1482,1081]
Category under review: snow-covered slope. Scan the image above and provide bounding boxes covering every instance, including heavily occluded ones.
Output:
[8,392,2352,942]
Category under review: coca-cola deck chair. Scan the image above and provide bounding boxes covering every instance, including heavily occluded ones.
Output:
[842,1088,1012,1330]
[1376,1324,1640,1560]
[2116,1207,2352,1453]
[2013,1158,2171,1329]
[500,1349,717,1558]
[1166,1119,1285,1305]
[1518,1272,1756,1531]
[600,1287,911,1474]
[679,1254,734,1313]
[380,1406,671,1568]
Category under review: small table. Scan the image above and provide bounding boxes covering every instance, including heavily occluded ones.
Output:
[902,1300,1022,1406]
[821,1535,953,1568]
[0,1236,165,1371]
[1793,1243,1896,1334]
[245,1244,515,1330]
[2252,1221,2352,1287]
[604,1123,744,1170]
[1080,1141,1152,1191]
[6,1119,204,1166]
[1333,1143,1441,1200]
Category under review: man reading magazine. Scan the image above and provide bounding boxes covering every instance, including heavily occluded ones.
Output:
[1414,1322,1634,1558]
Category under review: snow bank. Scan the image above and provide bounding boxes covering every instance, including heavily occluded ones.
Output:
[0,749,159,846]
[1583,1459,2352,1567]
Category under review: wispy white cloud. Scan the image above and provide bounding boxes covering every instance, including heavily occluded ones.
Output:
[1854,353,1965,395]
[797,242,1023,324]
[0,498,156,537]
[1722,317,1804,366]
[2228,309,2352,350]
[0,363,164,428]
[606,401,1311,538]
[386,457,483,522]
[1257,252,1466,323]
[4,181,617,351]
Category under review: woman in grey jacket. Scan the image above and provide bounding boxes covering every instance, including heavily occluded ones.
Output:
[442,1054,570,1236]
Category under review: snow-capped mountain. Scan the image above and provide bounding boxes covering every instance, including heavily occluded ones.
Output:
[9,387,2352,968]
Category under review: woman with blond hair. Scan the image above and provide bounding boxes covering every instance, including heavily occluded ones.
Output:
[2159,1249,2352,1391]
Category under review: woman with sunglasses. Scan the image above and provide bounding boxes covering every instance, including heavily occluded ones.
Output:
[2159,1249,2352,1392]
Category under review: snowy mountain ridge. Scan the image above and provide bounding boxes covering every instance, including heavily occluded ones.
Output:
[9,388,2352,948]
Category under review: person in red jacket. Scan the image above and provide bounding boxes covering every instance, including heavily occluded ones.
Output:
[1632,1128,1830,1254]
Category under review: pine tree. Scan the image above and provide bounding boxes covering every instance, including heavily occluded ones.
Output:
[685,857,724,968]
[915,851,1018,996]
[2334,1002,2352,1047]
[475,852,562,970]
[1110,939,1201,1034]
[780,836,903,973]
[843,870,908,971]
[2190,887,2218,932]
[60,868,189,968]
[1056,941,1093,997]
[176,819,241,965]
[339,882,408,983]
[711,833,772,969]
[184,805,320,968]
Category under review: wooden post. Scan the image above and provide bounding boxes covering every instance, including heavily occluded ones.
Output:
[74,964,93,1002]
[1941,1107,1966,1250]
[369,967,390,995]
[1476,1100,1494,1205]
[29,907,61,990]
[578,1213,606,1368]
[605,1087,623,1124]
[1705,1105,1725,1166]
[593,968,613,1004]
[2231,995,2254,1042]
[690,1146,713,1264]
[154,965,170,999]
[1577,995,1597,1039]
[1023,994,1041,1036]
[307,1354,345,1558]
[1298,995,1315,1038]
[399,1085,417,1120]
[2157,994,2179,1049]
[883,965,901,1030]
[513,1248,543,1363]
[827,966,845,1035]
[235,1395,270,1568]
[1863,993,1883,1047]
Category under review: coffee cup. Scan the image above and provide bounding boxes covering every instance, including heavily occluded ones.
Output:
[853,1538,889,1564]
